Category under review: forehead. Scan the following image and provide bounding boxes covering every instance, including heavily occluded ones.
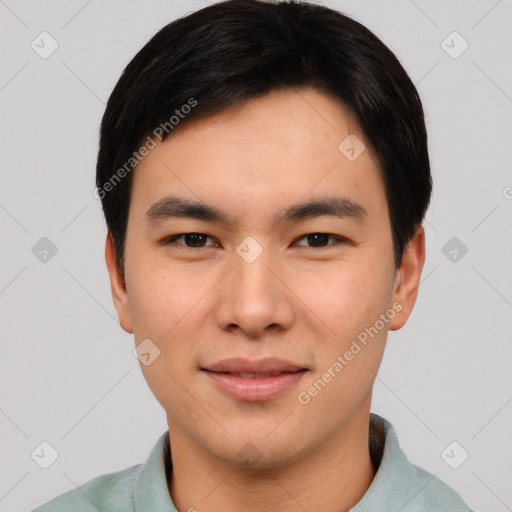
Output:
[130,87,386,224]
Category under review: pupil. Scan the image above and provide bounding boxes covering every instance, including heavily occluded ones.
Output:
[308,233,328,247]
[185,233,205,247]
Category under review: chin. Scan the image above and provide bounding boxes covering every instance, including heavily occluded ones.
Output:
[207,434,307,471]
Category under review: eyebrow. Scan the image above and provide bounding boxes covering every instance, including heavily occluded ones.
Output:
[144,195,367,226]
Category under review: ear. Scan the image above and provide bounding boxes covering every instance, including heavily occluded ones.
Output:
[105,231,134,333]
[389,224,426,330]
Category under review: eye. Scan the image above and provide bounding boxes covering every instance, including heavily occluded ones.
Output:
[294,233,347,248]
[162,233,218,248]
[161,232,348,249]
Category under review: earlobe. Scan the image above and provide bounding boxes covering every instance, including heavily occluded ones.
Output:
[389,225,426,331]
[105,231,134,333]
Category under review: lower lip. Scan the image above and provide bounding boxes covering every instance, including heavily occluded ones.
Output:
[203,370,307,402]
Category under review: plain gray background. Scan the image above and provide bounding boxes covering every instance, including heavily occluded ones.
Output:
[1,0,511,511]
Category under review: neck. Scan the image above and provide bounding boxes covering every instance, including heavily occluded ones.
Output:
[166,409,376,512]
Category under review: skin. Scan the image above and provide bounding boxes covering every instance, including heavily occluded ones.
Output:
[105,87,425,511]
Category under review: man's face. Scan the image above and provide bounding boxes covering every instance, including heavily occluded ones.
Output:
[106,87,423,468]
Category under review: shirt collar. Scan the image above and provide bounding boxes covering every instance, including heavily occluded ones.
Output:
[132,413,455,511]
[134,429,177,511]
[350,413,428,511]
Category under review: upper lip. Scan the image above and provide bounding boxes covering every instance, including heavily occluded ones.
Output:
[202,357,307,374]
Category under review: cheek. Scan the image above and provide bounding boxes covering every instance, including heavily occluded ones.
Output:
[126,259,216,391]
[126,258,212,340]
[292,259,394,339]
[295,266,392,419]
[309,260,394,393]
[138,356,198,432]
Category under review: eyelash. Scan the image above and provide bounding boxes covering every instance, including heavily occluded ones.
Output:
[161,232,348,249]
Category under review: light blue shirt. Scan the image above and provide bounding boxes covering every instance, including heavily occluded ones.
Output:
[32,414,472,511]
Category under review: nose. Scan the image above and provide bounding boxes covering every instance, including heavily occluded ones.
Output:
[213,243,295,339]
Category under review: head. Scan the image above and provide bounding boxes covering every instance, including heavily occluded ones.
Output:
[99,0,430,468]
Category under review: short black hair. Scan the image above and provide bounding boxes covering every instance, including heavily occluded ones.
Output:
[96,0,431,276]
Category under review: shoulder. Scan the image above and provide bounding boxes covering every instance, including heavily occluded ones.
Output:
[362,414,474,512]
[31,430,172,512]
[31,464,141,512]
[407,462,473,511]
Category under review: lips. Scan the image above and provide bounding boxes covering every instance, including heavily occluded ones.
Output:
[203,357,307,374]
[220,371,292,379]
[201,357,308,401]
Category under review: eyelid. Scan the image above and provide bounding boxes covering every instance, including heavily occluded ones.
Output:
[293,233,348,247]
[162,233,219,247]
[162,232,349,249]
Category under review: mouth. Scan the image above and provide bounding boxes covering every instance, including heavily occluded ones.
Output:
[200,358,309,401]
[206,370,304,379]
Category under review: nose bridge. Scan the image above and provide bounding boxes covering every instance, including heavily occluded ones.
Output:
[231,239,277,305]
[214,236,294,336]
